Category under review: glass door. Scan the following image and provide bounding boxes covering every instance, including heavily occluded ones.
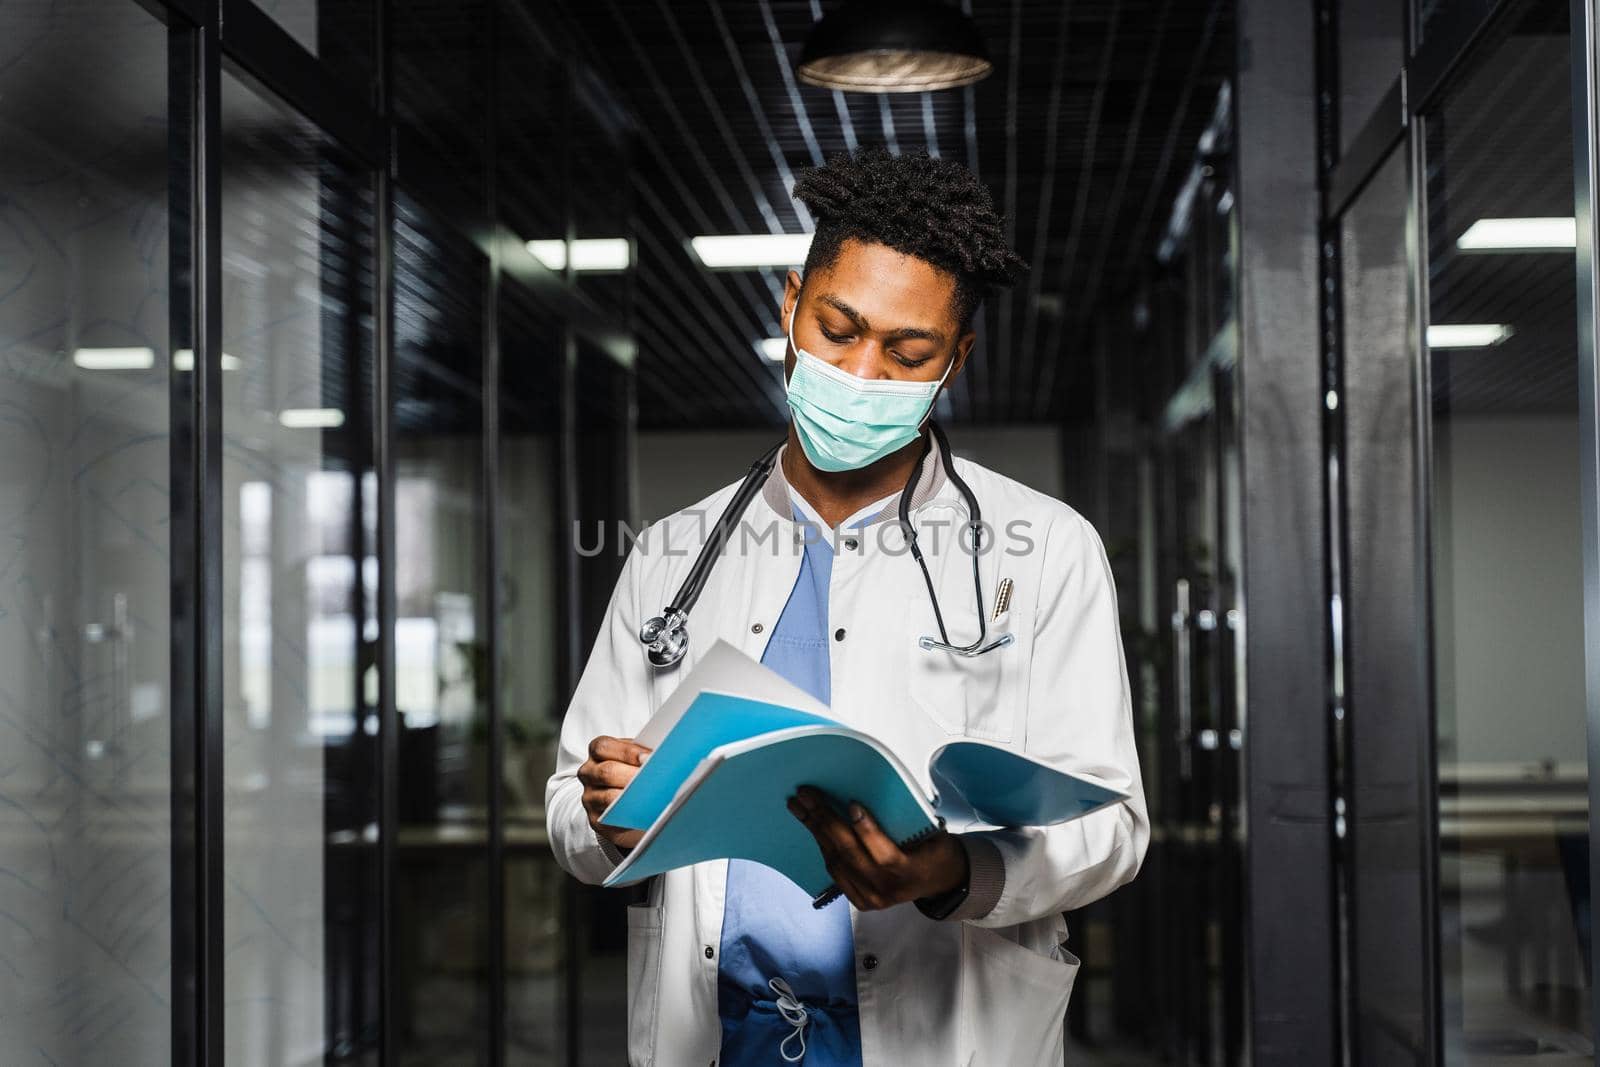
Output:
[1148,141,1245,1062]
[1156,359,1245,1067]
[1422,0,1593,1057]
[0,8,173,1062]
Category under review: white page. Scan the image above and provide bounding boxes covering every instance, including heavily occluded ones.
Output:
[632,639,835,749]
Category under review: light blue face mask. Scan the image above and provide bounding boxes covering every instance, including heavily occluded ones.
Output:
[783,311,955,472]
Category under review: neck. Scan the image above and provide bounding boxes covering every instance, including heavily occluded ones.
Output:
[782,424,928,528]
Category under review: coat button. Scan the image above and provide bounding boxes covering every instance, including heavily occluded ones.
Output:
[844,537,858,550]
[751,622,764,634]
[704,945,715,959]
[834,628,846,641]
[862,954,878,970]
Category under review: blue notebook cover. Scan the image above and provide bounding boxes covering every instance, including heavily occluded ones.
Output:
[598,643,1128,896]
[928,740,1124,828]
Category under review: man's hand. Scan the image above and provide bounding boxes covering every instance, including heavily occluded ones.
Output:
[579,735,653,851]
[786,785,969,910]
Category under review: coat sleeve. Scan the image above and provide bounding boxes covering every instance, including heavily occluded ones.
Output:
[953,508,1151,927]
[543,535,652,886]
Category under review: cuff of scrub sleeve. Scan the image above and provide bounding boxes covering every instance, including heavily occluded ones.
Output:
[944,835,1005,921]
[594,826,626,869]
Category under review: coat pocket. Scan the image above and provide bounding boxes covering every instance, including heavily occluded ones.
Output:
[625,901,665,1066]
[956,923,1079,1067]
[904,589,1018,741]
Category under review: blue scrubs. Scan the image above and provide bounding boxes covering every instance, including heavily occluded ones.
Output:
[716,500,865,1065]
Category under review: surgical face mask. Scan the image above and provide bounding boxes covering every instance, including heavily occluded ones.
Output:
[783,310,954,473]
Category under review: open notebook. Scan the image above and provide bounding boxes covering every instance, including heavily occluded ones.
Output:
[598,641,1126,897]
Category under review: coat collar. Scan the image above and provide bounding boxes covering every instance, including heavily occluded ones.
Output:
[757,431,950,528]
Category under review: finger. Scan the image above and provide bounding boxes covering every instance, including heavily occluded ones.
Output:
[583,788,622,819]
[579,760,640,790]
[822,859,875,910]
[828,863,884,911]
[591,736,653,765]
[589,736,653,766]
[794,789,880,887]
[789,798,881,907]
[788,795,842,861]
[846,801,907,870]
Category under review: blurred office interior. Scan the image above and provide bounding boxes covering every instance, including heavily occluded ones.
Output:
[2,0,1600,1062]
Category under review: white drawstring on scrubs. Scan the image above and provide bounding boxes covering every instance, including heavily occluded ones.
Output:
[768,976,810,1062]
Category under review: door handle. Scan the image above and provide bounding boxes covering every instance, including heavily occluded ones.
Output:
[1171,578,1192,780]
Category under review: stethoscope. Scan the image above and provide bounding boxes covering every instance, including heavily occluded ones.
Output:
[638,420,1015,669]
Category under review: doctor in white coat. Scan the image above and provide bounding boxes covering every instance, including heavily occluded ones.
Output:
[545,147,1148,1067]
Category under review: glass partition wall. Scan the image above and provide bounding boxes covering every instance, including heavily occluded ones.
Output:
[0,0,633,1062]
[1424,2,1593,1056]
[1087,0,1600,1061]
[0,5,173,1062]
[219,71,379,1066]
[1324,0,1600,1062]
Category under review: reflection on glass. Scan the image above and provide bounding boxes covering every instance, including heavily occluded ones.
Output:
[1419,0,1566,49]
[1426,3,1593,1058]
[1338,0,1404,156]
[220,74,378,1065]
[393,191,490,1065]
[570,339,636,1064]
[393,0,489,223]
[569,87,632,312]
[0,7,170,1062]
[500,280,564,1063]
[250,0,374,93]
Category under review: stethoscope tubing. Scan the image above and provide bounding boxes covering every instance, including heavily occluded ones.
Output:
[639,422,999,668]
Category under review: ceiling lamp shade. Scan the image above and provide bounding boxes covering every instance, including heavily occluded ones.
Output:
[798,0,992,93]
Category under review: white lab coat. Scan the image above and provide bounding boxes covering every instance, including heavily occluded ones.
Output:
[545,447,1149,1067]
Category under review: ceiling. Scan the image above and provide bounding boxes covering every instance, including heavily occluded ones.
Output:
[1425,6,1577,416]
[561,0,1235,429]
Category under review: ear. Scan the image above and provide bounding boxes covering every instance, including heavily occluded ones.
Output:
[946,328,977,386]
[782,269,804,333]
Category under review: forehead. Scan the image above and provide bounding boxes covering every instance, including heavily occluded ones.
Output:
[807,238,962,335]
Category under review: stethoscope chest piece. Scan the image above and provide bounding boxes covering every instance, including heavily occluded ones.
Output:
[640,609,689,668]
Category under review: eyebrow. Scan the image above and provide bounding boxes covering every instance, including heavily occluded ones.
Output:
[814,293,947,346]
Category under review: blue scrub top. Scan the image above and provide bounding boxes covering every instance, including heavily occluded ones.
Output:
[716,498,871,1066]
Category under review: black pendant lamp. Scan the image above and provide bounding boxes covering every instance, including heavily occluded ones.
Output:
[798,0,993,93]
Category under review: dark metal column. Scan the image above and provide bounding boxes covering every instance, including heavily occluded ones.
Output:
[484,4,508,1054]
[1335,136,1440,1064]
[1570,0,1600,1034]
[1232,0,1337,1060]
[169,4,225,1062]
[375,0,398,1060]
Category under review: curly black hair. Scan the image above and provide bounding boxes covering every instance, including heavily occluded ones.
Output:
[791,146,1027,330]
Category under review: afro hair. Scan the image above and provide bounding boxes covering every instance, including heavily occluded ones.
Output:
[790,146,1027,330]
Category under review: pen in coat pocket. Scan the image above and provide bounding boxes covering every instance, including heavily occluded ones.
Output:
[991,576,1014,621]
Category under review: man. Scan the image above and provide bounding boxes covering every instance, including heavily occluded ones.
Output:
[545,147,1148,1066]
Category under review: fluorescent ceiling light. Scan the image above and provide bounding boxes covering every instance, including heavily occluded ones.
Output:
[525,238,631,272]
[73,346,154,370]
[757,337,789,362]
[1456,217,1576,251]
[1427,323,1514,348]
[279,408,346,429]
[172,349,242,371]
[690,233,813,269]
